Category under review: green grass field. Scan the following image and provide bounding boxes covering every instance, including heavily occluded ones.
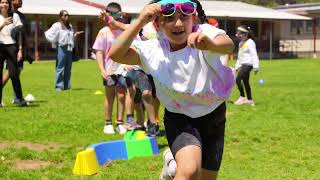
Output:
[0,59,319,179]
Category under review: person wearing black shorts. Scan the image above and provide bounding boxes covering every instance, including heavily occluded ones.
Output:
[164,103,226,171]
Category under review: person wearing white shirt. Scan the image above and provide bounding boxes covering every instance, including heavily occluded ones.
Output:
[0,0,26,107]
[45,10,83,91]
[109,0,235,179]
[234,25,259,106]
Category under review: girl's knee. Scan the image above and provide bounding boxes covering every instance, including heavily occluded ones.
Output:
[141,90,152,100]
[176,164,201,180]
[117,93,126,102]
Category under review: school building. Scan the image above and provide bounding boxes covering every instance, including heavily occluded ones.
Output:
[20,0,311,60]
[275,3,320,58]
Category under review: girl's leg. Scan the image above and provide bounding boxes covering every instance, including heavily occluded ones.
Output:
[116,86,126,124]
[148,75,160,124]
[163,109,203,180]
[142,90,156,124]
[0,55,4,105]
[125,85,135,117]
[164,103,226,180]
[234,66,247,105]
[174,145,202,180]
[104,85,116,121]
[5,45,24,101]
[2,69,9,86]
[56,46,66,91]
[64,50,73,90]
[154,98,160,124]
[104,85,116,134]
[200,169,218,180]
[236,66,245,98]
[242,66,253,100]
[135,102,145,126]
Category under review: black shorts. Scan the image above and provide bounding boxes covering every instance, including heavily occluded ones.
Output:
[102,74,132,88]
[147,74,157,98]
[164,102,226,171]
[127,71,157,103]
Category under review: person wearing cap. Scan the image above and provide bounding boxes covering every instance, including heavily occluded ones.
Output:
[234,25,259,106]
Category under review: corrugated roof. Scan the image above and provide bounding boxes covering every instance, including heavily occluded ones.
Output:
[20,0,100,16]
[19,0,311,20]
[88,0,310,20]
[275,3,320,15]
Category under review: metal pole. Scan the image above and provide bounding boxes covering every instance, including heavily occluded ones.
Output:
[224,17,228,31]
[313,17,317,58]
[85,16,89,60]
[35,15,39,61]
[269,21,273,60]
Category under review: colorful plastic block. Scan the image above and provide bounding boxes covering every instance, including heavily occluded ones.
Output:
[125,138,153,159]
[73,148,99,176]
[124,130,147,140]
[149,137,160,155]
[87,140,128,166]
[136,131,147,140]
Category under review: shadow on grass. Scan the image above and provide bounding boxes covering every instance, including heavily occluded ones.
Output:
[71,88,87,91]
[30,100,47,103]
[3,103,41,108]
[158,143,169,150]
[158,130,166,137]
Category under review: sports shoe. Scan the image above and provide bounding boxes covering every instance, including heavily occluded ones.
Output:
[125,120,142,130]
[246,99,255,106]
[234,96,247,105]
[103,124,115,134]
[15,99,28,107]
[147,122,160,136]
[144,120,152,131]
[159,148,176,180]
[116,124,127,135]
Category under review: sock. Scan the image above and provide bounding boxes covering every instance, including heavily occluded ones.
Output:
[116,120,123,126]
[126,114,134,123]
[105,119,112,125]
[167,160,176,177]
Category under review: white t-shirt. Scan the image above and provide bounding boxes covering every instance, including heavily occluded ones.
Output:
[45,22,75,51]
[0,13,22,44]
[235,38,259,70]
[133,24,235,118]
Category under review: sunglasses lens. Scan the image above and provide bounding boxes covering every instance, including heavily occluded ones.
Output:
[161,3,175,16]
[180,2,195,15]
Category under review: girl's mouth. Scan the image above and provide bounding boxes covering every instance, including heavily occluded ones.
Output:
[172,30,185,36]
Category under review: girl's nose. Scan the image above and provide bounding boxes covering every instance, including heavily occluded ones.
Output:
[174,17,184,27]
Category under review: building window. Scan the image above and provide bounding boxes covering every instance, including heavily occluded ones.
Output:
[306,20,313,32]
[291,20,303,34]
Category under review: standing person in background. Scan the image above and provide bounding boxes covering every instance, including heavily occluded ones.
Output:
[93,2,133,135]
[45,10,83,91]
[99,9,160,136]
[234,25,259,106]
[2,0,31,104]
[0,0,27,107]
